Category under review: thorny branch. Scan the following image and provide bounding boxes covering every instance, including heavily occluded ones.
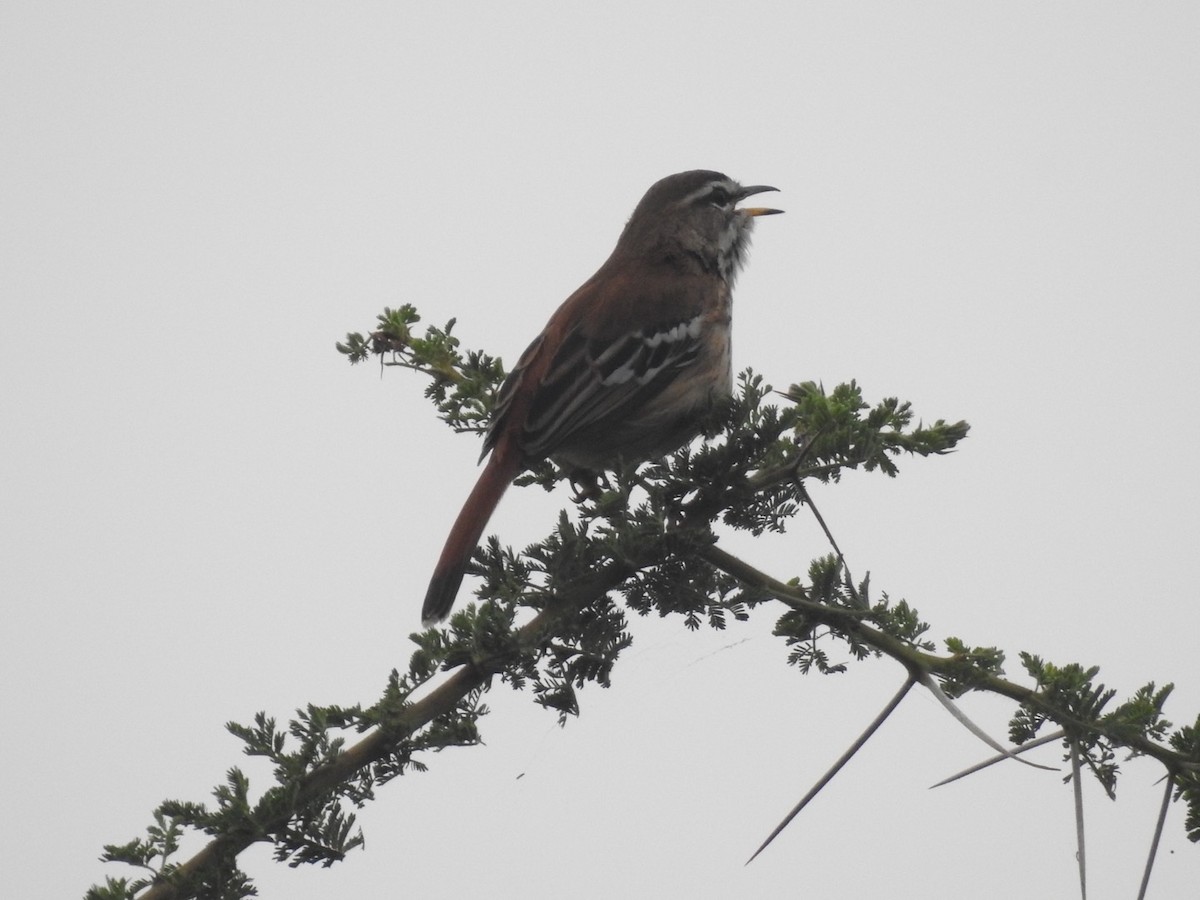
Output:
[87,306,1200,900]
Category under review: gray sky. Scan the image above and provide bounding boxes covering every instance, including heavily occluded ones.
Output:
[3,3,1198,898]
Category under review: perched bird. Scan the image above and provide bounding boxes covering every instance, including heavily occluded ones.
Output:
[422,170,781,624]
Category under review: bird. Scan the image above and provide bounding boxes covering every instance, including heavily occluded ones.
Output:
[421,170,782,624]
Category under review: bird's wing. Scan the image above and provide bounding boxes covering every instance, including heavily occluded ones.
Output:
[481,269,718,461]
[518,313,704,458]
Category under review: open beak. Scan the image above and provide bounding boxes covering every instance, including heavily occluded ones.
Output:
[736,184,783,217]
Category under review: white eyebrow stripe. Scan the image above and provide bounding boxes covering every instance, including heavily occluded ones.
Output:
[680,179,739,207]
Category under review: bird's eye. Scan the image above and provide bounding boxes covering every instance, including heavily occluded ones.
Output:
[707,186,732,208]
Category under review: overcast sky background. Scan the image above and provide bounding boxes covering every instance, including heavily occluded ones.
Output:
[3,3,1199,898]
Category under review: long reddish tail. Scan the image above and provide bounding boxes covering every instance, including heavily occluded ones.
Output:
[422,447,523,624]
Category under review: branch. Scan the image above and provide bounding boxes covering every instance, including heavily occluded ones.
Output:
[86,307,1199,898]
[701,543,1198,778]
